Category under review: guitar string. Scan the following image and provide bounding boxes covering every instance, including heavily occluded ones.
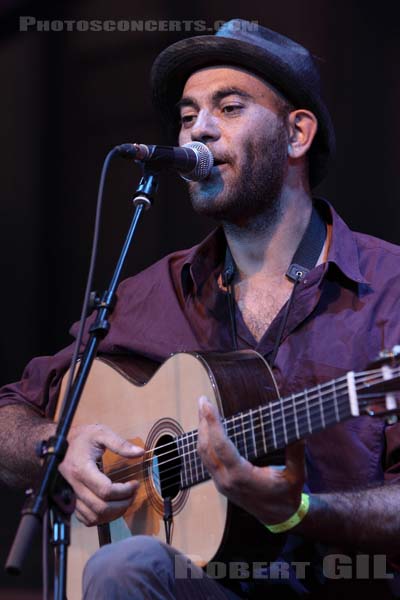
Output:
[107,376,350,473]
[107,366,396,473]
[112,395,365,493]
[107,374,390,488]
[110,395,352,489]
[107,365,396,471]
[105,369,373,471]
[149,382,396,492]
[110,364,397,485]
[108,395,351,482]
[106,369,398,482]
[111,386,394,494]
[108,385,395,487]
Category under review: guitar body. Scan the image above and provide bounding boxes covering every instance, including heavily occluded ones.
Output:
[55,350,285,599]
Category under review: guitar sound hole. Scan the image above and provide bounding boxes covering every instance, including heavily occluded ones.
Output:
[152,435,181,499]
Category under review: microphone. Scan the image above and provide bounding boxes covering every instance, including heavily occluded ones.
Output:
[115,141,214,181]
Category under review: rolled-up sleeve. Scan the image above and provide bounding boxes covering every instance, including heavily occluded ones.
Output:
[0,342,75,418]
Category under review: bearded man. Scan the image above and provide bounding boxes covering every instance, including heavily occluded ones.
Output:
[1,19,400,600]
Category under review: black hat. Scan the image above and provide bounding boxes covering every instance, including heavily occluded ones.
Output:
[151,19,335,187]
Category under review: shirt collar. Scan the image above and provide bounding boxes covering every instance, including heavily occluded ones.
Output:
[180,227,226,296]
[318,198,370,285]
[180,198,370,297]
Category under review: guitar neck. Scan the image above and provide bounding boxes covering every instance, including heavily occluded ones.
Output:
[178,369,383,489]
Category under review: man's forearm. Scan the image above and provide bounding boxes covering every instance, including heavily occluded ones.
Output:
[0,404,56,487]
[296,486,400,555]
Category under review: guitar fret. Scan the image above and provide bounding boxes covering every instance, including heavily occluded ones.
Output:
[293,393,307,439]
[284,395,299,443]
[318,384,326,429]
[195,433,201,481]
[242,412,255,459]
[191,431,198,484]
[332,381,340,422]
[305,388,312,433]
[247,413,255,457]
[185,434,192,487]
[198,440,205,483]
[181,431,206,487]
[249,410,257,458]
[292,394,300,439]
[269,402,277,448]
[309,389,324,432]
[258,406,267,454]
[229,416,239,450]
[187,432,194,486]
[176,436,187,488]
[241,413,249,459]
[239,417,247,457]
[280,396,288,445]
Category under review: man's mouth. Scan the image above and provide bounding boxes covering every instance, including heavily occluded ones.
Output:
[212,157,229,170]
[195,157,229,182]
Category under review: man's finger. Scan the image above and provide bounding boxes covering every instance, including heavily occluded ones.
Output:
[198,396,241,469]
[77,459,139,500]
[284,439,306,478]
[74,484,138,525]
[92,426,144,458]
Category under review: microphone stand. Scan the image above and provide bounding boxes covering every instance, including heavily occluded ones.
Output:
[6,168,158,600]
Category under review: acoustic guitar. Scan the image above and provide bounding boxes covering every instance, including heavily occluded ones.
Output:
[54,348,400,599]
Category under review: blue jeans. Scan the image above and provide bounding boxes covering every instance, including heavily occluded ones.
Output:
[83,536,243,600]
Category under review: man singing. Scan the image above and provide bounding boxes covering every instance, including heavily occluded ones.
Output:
[1,19,400,599]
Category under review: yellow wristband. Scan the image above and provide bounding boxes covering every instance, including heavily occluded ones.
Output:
[264,493,310,534]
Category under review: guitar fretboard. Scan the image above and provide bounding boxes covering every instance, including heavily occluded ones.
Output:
[177,372,359,489]
[104,360,400,495]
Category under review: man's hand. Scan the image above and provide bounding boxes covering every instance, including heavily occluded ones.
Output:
[197,396,305,525]
[58,424,143,527]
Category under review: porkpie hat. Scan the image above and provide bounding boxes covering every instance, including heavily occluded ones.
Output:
[151,19,335,187]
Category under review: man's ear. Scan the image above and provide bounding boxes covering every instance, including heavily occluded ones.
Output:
[287,109,318,158]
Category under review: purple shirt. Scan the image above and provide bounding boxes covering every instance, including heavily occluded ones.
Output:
[2,198,400,495]
[3,198,400,595]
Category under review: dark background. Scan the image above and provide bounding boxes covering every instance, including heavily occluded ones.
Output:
[0,0,399,597]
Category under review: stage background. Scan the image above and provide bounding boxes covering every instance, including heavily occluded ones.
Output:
[0,0,399,597]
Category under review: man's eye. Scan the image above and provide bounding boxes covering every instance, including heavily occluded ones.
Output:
[222,105,242,115]
[180,114,196,127]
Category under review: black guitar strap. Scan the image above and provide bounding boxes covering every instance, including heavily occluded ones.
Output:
[222,204,326,364]
[285,204,327,282]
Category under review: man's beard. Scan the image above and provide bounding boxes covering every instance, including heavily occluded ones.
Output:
[186,119,288,231]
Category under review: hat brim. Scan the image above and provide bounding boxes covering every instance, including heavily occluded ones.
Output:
[151,35,335,187]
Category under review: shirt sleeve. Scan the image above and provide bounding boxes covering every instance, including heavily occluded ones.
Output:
[0,341,76,419]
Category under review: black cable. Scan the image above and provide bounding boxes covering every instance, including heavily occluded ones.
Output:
[57,148,119,417]
[42,147,119,595]
[227,283,238,351]
[269,275,301,368]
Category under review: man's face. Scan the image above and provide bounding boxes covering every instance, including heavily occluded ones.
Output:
[178,66,289,225]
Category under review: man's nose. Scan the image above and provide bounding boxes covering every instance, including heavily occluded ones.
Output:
[190,110,220,143]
